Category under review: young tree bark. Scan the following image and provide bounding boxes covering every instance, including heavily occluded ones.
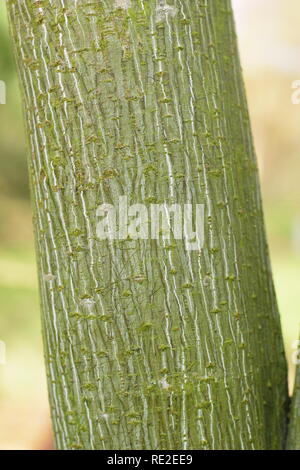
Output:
[7,0,288,450]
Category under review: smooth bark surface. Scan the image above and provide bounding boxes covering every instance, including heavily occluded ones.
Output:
[7,0,288,450]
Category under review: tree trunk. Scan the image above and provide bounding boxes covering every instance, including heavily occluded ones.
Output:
[7,0,288,450]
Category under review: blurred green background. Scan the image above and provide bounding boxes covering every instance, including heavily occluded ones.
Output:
[0,0,299,449]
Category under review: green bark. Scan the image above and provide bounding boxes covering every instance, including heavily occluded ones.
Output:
[7,0,288,450]
[287,364,300,449]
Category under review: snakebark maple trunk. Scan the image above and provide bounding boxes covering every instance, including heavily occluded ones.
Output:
[7,0,288,450]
